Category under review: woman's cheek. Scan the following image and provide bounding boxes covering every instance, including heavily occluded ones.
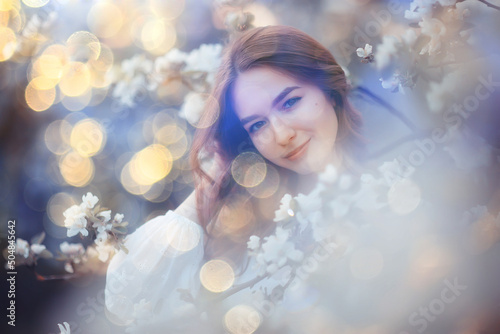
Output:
[253,128,274,147]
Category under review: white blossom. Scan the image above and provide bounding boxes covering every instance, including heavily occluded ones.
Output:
[154,48,188,73]
[95,242,115,262]
[64,262,74,273]
[60,242,85,258]
[179,92,206,125]
[185,44,223,85]
[319,164,338,184]
[338,174,352,190]
[380,75,405,94]
[58,321,71,334]
[114,213,124,223]
[419,17,447,55]
[247,235,260,251]
[98,210,111,223]
[63,205,88,237]
[295,190,322,215]
[404,0,434,22]
[329,195,353,219]
[259,227,303,274]
[81,192,98,210]
[112,75,147,107]
[31,244,46,255]
[404,0,455,22]
[149,49,189,90]
[16,239,30,258]
[274,194,293,222]
[121,54,153,78]
[356,43,373,58]
[401,29,418,47]
[354,174,387,211]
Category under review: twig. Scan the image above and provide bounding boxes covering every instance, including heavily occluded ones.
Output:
[478,0,500,11]
[211,274,268,303]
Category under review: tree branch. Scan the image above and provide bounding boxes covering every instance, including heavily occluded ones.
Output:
[478,0,500,11]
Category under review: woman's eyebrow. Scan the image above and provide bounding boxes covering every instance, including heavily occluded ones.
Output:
[271,86,301,109]
[240,86,301,126]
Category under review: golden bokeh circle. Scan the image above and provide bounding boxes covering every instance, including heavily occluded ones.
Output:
[231,152,267,188]
[130,145,173,185]
[70,119,106,157]
[87,2,124,38]
[224,305,261,334]
[200,259,235,293]
[0,26,17,62]
[59,151,95,187]
[21,0,49,8]
[25,78,56,112]
[59,61,91,97]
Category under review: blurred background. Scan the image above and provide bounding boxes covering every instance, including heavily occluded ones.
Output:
[1,0,500,333]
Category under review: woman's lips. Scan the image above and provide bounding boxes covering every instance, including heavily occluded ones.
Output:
[284,139,311,161]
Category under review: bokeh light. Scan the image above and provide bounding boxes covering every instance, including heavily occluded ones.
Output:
[130,144,173,185]
[87,2,124,39]
[59,61,91,97]
[200,259,235,293]
[246,163,280,198]
[21,0,48,8]
[59,150,95,187]
[70,118,106,157]
[149,0,185,20]
[224,304,261,334]
[0,26,17,61]
[153,214,201,254]
[66,31,101,63]
[44,120,72,155]
[231,152,267,188]
[25,77,56,111]
[387,178,421,215]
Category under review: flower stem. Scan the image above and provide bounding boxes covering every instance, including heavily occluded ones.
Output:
[478,0,500,11]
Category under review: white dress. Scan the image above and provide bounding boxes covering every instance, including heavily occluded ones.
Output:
[105,210,205,327]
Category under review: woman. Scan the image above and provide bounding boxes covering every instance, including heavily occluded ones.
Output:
[105,25,365,331]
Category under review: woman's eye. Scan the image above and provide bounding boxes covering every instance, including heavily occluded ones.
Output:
[282,97,301,110]
[249,120,266,133]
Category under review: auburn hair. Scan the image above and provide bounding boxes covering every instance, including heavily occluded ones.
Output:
[190,25,365,235]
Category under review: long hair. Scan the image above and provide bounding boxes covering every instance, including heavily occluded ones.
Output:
[190,25,365,235]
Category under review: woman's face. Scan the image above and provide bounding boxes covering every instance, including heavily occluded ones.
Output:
[232,66,340,175]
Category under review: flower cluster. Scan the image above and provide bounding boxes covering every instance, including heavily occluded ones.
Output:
[4,192,129,276]
[62,192,128,268]
[110,44,222,124]
[7,233,53,268]
[246,163,414,278]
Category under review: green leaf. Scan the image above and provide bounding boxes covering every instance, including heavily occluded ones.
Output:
[112,226,128,235]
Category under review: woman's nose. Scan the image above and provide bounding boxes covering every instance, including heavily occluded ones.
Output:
[270,116,296,146]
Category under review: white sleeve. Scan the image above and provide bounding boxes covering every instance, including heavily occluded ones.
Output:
[104,210,204,325]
